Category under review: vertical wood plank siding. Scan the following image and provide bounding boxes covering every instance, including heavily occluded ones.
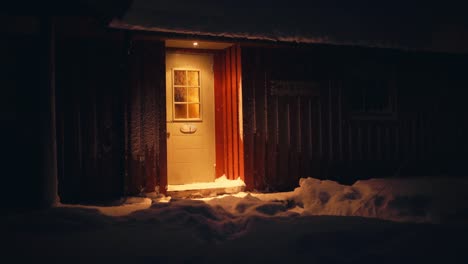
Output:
[126,39,167,194]
[52,24,169,200]
[4,19,62,208]
[56,34,125,202]
[241,46,468,191]
[53,24,468,198]
[215,45,245,181]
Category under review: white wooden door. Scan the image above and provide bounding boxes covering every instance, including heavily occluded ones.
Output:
[166,52,215,185]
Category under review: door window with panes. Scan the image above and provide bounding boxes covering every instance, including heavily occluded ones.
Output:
[172,69,201,121]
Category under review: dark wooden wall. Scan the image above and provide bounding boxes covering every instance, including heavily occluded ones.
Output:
[125,37,167,194]
[214,45,245,182]
[8,16,466,202]
[2,17,58,209]
[242,46,322,191]
[56,26,167,201]
[242,45,468,191]
[55,23,125,203]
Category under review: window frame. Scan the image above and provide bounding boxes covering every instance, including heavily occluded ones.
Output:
[343,64,398,121]
[172,68,203,122]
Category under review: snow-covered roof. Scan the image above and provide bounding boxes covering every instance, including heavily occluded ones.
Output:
[110,0,468,53]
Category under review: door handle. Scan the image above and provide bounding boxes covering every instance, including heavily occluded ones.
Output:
[167,132,170,139]
[180,124,197,134]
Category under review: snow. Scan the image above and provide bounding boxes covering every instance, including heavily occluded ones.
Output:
[42,176,468,223]
[196,177,468,224]
[4,177,468,262]
[109,1,468,53]
[110,20,330,45]
[56,197,153,217]
[167,175,245,191]
[295,177,468,223]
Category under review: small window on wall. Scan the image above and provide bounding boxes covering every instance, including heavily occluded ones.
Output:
[172,69,201,121]
[344,74,397,119]
[347,79,391,112]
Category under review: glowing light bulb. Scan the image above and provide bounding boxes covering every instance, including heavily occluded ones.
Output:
[193,42,198,47]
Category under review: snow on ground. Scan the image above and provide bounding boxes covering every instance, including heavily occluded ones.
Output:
[56,197,153,217]
[295,177,468,223]
[167,175,245,191]
[4,177,468,263]
[110,20,330,46]
[199,177,468,224]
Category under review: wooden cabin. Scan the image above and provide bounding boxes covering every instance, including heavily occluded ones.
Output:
[3,4,468,206]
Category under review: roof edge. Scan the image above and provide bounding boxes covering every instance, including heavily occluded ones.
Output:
[109,19,468,55]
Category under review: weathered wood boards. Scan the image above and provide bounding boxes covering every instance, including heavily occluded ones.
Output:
[241,45,468,191]
[214,45,245,182]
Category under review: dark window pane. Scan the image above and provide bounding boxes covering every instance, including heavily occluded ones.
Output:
[174,104,187,119]
[174,70,186,85]
[345,79,365,112]
[366,80,389,112]
[174,87,186,102]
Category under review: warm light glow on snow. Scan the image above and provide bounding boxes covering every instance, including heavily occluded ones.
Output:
[10,178,468,261]
[167,175,245,191]
[57,197,152,217]
[53,177,468,223]
[154,196,172,203]
[195,191,250,201]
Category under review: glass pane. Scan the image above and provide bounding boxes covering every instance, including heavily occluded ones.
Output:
[188,87,200,103]
[366,80,389,112]
[174,87,186,102]
[188,104,200,119]
[174,70,186,85]
[174,104,187,119]
[187,71,199,86]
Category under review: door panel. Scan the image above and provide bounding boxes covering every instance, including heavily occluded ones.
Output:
[166,52,215,185]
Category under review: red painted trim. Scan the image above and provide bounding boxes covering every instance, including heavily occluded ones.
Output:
[222,54,228,179]
[236,45,245,182]
[212,46,246,183]
[225,48,234,179]
[231,46,239,180]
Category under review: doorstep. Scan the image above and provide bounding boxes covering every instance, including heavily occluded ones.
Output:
[166,176,246,198]
[167,185,245,199]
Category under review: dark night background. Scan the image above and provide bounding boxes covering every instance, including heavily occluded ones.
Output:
[1,1,468,262]
[2,0,468,206]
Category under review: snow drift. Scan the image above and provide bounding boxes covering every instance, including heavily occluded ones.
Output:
[54,176,468,224]
[110,1,468,53]
[193,176,468,224]
[5,177,468,262]
[292,177,468,223]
